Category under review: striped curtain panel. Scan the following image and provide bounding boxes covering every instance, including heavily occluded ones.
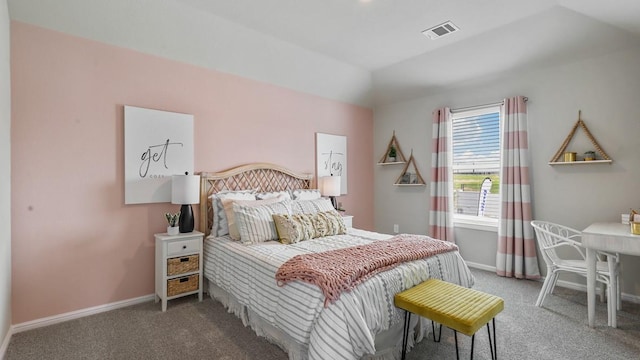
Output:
[496,96,540,279]
[429,107,454,243]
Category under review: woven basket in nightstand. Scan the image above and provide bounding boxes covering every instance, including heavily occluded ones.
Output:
[167,255,199,276]
[167,274,199,296]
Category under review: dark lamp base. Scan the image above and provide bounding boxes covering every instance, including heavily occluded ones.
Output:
[329,196,338,210]
[178,204,194,233]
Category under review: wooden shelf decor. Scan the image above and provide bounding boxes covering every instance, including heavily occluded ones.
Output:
[547,160,612,166]
[394,149,426,186]
[549,110,612,165]
[378,131,407,165]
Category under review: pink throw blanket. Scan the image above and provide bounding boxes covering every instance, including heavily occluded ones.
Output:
[275,234,458,306]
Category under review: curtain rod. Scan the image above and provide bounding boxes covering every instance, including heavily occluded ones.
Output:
[450,97,528,114]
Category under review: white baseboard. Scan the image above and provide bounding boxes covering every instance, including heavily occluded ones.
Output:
[465,261,496,272]
[465,262,640,304]
[12,294,155,334]
[622,292,640,304]
[1,326,13,360]
[555,279,640,304]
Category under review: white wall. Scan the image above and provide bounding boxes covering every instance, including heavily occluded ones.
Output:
[7,0,372,108]
[374,45,640,296]
[0,0,11,354]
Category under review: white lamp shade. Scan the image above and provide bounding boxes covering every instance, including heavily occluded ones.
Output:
[319,176,341,197]
[171,174,200,204]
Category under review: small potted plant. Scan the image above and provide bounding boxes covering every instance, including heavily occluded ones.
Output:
[388,145,397,162]
[165,211,180,235]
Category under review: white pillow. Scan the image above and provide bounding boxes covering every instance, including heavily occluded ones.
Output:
[291,198,335,215]
[256,190,292,200]
[234,200,292,244]
[291,189,321,200]
[222,195,288,240]
[210,190,256,236]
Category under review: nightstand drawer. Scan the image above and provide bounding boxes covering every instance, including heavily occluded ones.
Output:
[167,238,200,256]
[167,274,199,297]
[167,254,199,276]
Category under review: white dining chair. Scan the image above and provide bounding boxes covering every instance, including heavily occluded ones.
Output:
[531,221,620,324]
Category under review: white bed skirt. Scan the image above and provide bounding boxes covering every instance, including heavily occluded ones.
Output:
[207,280,429,360]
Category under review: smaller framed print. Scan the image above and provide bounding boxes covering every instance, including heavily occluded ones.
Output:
[316,133,347,194]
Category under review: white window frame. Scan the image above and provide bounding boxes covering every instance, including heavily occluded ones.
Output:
[450,105,502,232]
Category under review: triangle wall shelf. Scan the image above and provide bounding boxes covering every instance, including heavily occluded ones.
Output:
[394,149,426,186]
[548,110,613,165]
[378,131,407,165]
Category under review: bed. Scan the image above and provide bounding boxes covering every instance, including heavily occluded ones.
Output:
[198,163,474,360]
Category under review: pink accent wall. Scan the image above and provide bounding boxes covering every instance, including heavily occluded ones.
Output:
[10,22,373,324]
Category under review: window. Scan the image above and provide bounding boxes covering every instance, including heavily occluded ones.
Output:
[451,106,501,227]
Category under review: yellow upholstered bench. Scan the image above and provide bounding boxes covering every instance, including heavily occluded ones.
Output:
[394,278,504,360]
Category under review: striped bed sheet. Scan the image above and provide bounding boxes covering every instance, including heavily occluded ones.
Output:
[203,228,474,360]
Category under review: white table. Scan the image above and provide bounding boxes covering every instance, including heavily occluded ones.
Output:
[582,222,640,327]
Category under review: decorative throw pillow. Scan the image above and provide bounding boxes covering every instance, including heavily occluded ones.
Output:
[310,210,347,238]
[321,210,347,236]
[272,214,298,244]
[291,198,335,215]
[291,189,322,200]
[234,200,292,244]
[256,190,292,201]
[273,213,314,244]
[293,214,316,241]
[210,190,256,237]
[310,212,330,238]
[222,195,288,240]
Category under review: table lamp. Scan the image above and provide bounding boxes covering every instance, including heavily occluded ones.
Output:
[171,172,200,233]
[319,175,341,210]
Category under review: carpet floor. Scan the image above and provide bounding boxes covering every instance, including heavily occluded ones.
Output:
[5,269,640,359]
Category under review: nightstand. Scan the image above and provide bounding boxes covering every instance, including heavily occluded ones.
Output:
[155,231,204,311]
[342,215,353,228]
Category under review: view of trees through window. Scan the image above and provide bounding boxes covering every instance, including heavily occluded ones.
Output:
[451,107,501,219]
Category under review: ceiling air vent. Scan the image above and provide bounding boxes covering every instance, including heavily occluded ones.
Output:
[422,21,459,40]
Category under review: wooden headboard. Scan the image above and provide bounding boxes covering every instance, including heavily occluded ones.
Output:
[198,163,313,237]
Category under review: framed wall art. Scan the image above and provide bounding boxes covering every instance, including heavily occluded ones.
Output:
[124,105,194,204]
[315,132,347,194]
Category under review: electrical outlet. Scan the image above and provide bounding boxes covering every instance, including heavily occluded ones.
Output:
[393,224,399,233]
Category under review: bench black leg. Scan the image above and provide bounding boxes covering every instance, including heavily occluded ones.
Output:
[408,317,498,360]
[457,326,494,360]
[490,318,497,360]
[454,331,459,360]
[454,330,477,360]
[401,311,411,360]
[470,333,475,360]
[431,321,442,342]
[483,318,498,360]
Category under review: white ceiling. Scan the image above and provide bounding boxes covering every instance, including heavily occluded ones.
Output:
[171,0,640,105]
[8,0,640,106]
[174,0,640,71]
